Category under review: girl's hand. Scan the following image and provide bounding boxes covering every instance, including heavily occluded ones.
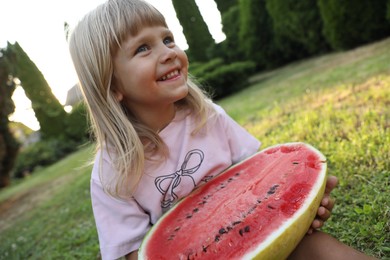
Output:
[307,175,338,235]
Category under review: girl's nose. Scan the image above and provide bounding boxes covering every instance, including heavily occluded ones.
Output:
[159,46,177,64]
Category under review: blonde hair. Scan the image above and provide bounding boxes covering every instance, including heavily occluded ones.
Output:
[69,0,214,197]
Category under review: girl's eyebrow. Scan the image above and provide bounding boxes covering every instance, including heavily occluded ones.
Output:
[122,27,173,53]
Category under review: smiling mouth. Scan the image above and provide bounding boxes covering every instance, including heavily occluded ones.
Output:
[158,69,180,81]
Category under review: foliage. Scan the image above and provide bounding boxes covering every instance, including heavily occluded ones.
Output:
[318,0,390,50]
[0,47,20,188]
[238,0,283,69]
[190,58,256,99]
[11,102,90,179]
[216,6,244,62]
[64,102,90,143]
[12,138,84,179]
[171,0,215,62]
[388,0,390,22]
[266,0,329,55]
[214,0,237,14]
[6,42,67,139]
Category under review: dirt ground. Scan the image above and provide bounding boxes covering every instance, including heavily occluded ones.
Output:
[0,174,73,233]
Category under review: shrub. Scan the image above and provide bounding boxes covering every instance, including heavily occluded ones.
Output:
[387,0,390,22]
[64,102,89,143]
[218,6,244,62]
[13,138,81,178]
[266,0,330,55]
[190,59,256,99]
[318,0,390,50]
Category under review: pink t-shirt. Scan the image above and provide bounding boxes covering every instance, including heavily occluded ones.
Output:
[91,104,261,259]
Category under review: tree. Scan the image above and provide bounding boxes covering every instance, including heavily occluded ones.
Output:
[171,0,215,62]
[214,0,237,14]
[0,47,20,187]
[6,42,67,139]
[387,0,390,22]
[266,0,329,55]
[238,0,283,69]
[318,0,390,50]
[218,6,244,62]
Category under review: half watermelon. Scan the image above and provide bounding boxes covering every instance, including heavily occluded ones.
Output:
[139,142,327,259]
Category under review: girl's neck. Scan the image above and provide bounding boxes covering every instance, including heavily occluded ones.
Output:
[136,104,176,133]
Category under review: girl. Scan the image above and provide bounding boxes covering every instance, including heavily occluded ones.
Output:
[69,0,375,259]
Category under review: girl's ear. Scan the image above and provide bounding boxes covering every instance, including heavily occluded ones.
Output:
[113,89,124,102]
[111,81,124,102]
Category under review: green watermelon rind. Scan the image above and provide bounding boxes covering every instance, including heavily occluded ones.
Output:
[139,142,327,260]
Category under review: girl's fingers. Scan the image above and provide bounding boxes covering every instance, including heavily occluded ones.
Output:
[317,206,331,221]
[325,175,338,194]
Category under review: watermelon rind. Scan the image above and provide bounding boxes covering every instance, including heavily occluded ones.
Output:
[139,142,327,260]
[242,143,327,259]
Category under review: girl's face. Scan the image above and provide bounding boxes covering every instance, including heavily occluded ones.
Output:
[113,26,189,118]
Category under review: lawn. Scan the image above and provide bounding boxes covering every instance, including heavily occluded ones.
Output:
[0,37,389,259]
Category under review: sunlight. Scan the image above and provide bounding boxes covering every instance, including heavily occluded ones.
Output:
[9,86,40,131]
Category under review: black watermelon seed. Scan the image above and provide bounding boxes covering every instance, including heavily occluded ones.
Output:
[268,204,276,209]
[235,172,240,176]
[193,208,199,213]
[293,162,299,165]
[202,245,209,252]
[232,221,241,226]
[186,214,192,219]
[228,178,234,182]
[219,228,227,234]
[239,229,244,236]
[215,235,220,242]
[244,226,250,232]
[267,184,279,195]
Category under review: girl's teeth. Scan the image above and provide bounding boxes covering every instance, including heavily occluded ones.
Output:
[160,70,179,81]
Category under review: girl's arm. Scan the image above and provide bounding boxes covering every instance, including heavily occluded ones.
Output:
[126,250,138,260]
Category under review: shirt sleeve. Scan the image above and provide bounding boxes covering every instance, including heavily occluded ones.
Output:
[215,104,261,163]
[91,153,151,260]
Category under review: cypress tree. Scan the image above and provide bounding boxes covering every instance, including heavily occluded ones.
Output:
[219,6,244,62]
[7,42,67,139]
[238,0,283,69]
[387,0,390,22]
[0,47,20,188]
[266,0,329,55]
[318,0,390,50]
[172,0,215,62]
[214,0,237,14]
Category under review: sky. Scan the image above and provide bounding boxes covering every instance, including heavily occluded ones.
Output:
[0,0,225,131]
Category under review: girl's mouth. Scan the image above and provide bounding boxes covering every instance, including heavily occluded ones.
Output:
[158,69,180,81]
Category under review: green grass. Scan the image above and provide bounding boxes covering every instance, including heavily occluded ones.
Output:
[0,146,100,259]
[1,37,389,259]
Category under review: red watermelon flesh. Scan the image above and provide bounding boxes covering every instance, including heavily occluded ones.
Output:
[139,143,327,259]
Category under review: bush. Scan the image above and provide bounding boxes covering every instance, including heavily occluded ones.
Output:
[266,0,330,55]
[388,0,390,22]
[13,138,81,178]
[318,0,390,50]
[64,102,89,143]
[190,59,256,99]
[218,6,245,62]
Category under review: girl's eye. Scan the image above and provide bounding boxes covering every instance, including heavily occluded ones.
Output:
[163,36,174,46]
[135,44,149,54]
